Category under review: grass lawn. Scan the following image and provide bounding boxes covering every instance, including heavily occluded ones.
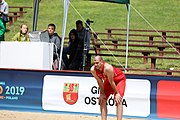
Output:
[5,0,180,39]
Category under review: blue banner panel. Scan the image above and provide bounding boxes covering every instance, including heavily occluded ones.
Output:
[0,68,179,120]
[0,70,44,111]
[0,69,91,111]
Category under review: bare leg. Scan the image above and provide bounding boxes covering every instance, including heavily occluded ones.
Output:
[116,102,123,120]
[100,99,107,120]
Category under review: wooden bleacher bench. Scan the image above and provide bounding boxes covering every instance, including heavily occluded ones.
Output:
[105,28,180,37]
[105,29,180,36]
[90,47,178,57]
[9,6,32,17]
[119,68,180,76]
[8,15,20,25]
[94,32,180,45]
[95,31,161,40]
[93,42,180,54]
[94,28,180,44]
[87,53,180,70]
[88,41,180,68]
[9,11,27,15]
[86,29,180,74]
[8,6,32,25]
[86,52,180,75]
[8,11,27,25]
[91,37,179,45]
[91,32,180,56]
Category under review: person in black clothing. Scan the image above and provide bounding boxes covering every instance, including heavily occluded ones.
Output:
[62,29,83,70]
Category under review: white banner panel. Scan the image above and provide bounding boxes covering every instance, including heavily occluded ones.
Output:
[0,42,53,70]
[42,75,150,117]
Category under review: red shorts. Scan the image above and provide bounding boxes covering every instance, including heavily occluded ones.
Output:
[104,75,126,99]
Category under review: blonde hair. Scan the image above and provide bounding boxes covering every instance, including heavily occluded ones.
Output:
[19,24,29,41]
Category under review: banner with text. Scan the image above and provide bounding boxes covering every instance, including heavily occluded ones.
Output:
[0,69,180,119]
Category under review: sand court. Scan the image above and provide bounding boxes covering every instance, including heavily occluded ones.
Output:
[0,110,144,120]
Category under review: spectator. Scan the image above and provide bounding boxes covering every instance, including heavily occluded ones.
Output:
[0,17,5,41]
[75,20,91,69]
[0,0,8,29]
[62,29,82,70]
[47,23,61,70]
[12,24,30,42]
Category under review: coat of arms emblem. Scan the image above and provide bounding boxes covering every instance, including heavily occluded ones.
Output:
[63,83,79,105]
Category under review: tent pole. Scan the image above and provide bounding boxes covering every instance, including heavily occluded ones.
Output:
[59,0,69,70]
[125,3,130,73]
[32,0,40,31]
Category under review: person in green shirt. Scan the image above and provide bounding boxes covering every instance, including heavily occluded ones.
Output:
[0,17,5,41]
[12,24,30,42]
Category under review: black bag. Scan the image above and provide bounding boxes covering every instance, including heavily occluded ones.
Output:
[2,14,8,23]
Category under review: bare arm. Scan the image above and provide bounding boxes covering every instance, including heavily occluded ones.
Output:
[104,63,122,103]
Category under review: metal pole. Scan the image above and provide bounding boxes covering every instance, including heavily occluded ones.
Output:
[59,0,69,69]
[125,3,130,73]
[32,0,40,31]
